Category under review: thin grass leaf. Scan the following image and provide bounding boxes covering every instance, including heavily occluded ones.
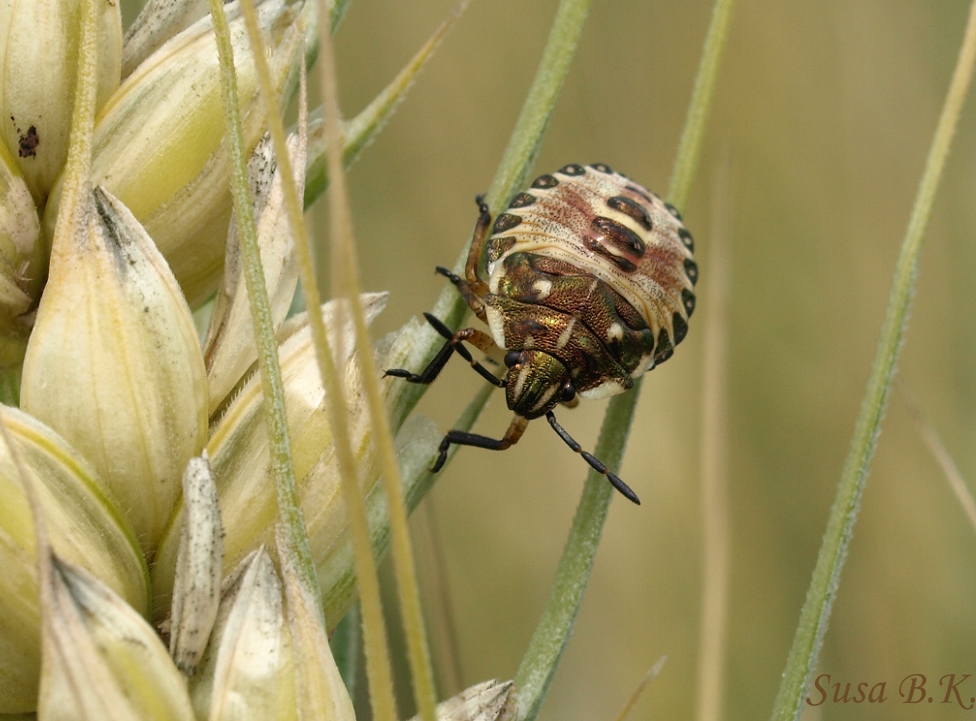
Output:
[695,160,732,721]
[316,2,442,718]
[414,497,465,698]
[314,8,400,721]
[208,0,319,624]
[899,383,976,535]
[330,603,361,698]
[509,1,735,718]
[612,656,667,721]
[315,400,478,632]
[768,3,976,719]
[305,0,469,207]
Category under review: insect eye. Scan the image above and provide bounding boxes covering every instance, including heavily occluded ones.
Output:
[561,381,577,403]
[504,350,522,368]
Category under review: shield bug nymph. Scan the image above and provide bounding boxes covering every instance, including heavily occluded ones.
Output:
[385,163,697,504]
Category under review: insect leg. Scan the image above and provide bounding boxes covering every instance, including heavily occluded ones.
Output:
[421,314,505,387]
[384,314,506,388]
[432,415,529,472]
[463,195,492,294]
[435,265,487,322]
[383,336,455,384]
[545,411,640,505]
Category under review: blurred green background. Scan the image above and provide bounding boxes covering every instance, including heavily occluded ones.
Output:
[128,0,976,718]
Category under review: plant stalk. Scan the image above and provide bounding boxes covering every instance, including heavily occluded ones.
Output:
[769,2,976,718]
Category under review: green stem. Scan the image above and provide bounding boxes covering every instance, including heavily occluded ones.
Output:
[304,0,468,208]
[668,0,735,209]
[768,3,976,720]
[510,1,736,719]
[510,394,638,721]
[208,0,318,597]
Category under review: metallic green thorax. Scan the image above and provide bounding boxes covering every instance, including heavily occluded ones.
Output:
[489,252,654,395]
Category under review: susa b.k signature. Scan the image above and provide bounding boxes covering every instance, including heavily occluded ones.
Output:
[806,673,976,708]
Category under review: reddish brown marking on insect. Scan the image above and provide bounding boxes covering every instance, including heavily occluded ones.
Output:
[637,237,687,277]
[514,317,547,335]
[546,184,594,224]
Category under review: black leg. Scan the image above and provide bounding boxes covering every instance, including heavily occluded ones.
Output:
[432,415,528,472]
[384,313,505,388]
[422,312,457,340]
[383,337,455,384]
[545,411,640,505]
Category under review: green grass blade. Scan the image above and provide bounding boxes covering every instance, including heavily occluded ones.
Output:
[208,0,316,597]
[768,3,976,720]
[304,0,468,208]
[510,1,736,719]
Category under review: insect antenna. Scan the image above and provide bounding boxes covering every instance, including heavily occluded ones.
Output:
[545,411,640,505]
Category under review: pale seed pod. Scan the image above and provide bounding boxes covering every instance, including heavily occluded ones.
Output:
[0,138,41,367]
[276,527,356,721]
[42,0,305,306]
[0,0,121,205]
[204,119,307,414]
[151,293,387,622]
[409,680,513,721]
[169,453,222,676]
[0,406,147,714]
[21,186,208,556]
[121,0,209,79]
[38,555,194,721]
[189,548,298,720]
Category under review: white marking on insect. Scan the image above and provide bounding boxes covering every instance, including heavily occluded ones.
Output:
[556,317,576,350]
[532,279,552,299]
[485,306,507,349]
[531,383,560,413]
[580,378,630,400]
[607,322,624,342]
[513,363,530,399]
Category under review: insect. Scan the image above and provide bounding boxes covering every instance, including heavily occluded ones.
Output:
[386,163,697,504]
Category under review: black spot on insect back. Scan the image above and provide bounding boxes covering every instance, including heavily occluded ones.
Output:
[487,236,517,263]
[654,328,674,364]
[508,192,537,209]
[589,163,614,174]
[590,216,646,257]
[532,174,559,189]
[607,196,653,231]
[493,213,523,233]
[684,259,699,285]
[672,313,688,344]
[584,233,638,272]
[678,227,694,251]
[682,289,696,317]
[559,164,586,176]
[665,202,682,220]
